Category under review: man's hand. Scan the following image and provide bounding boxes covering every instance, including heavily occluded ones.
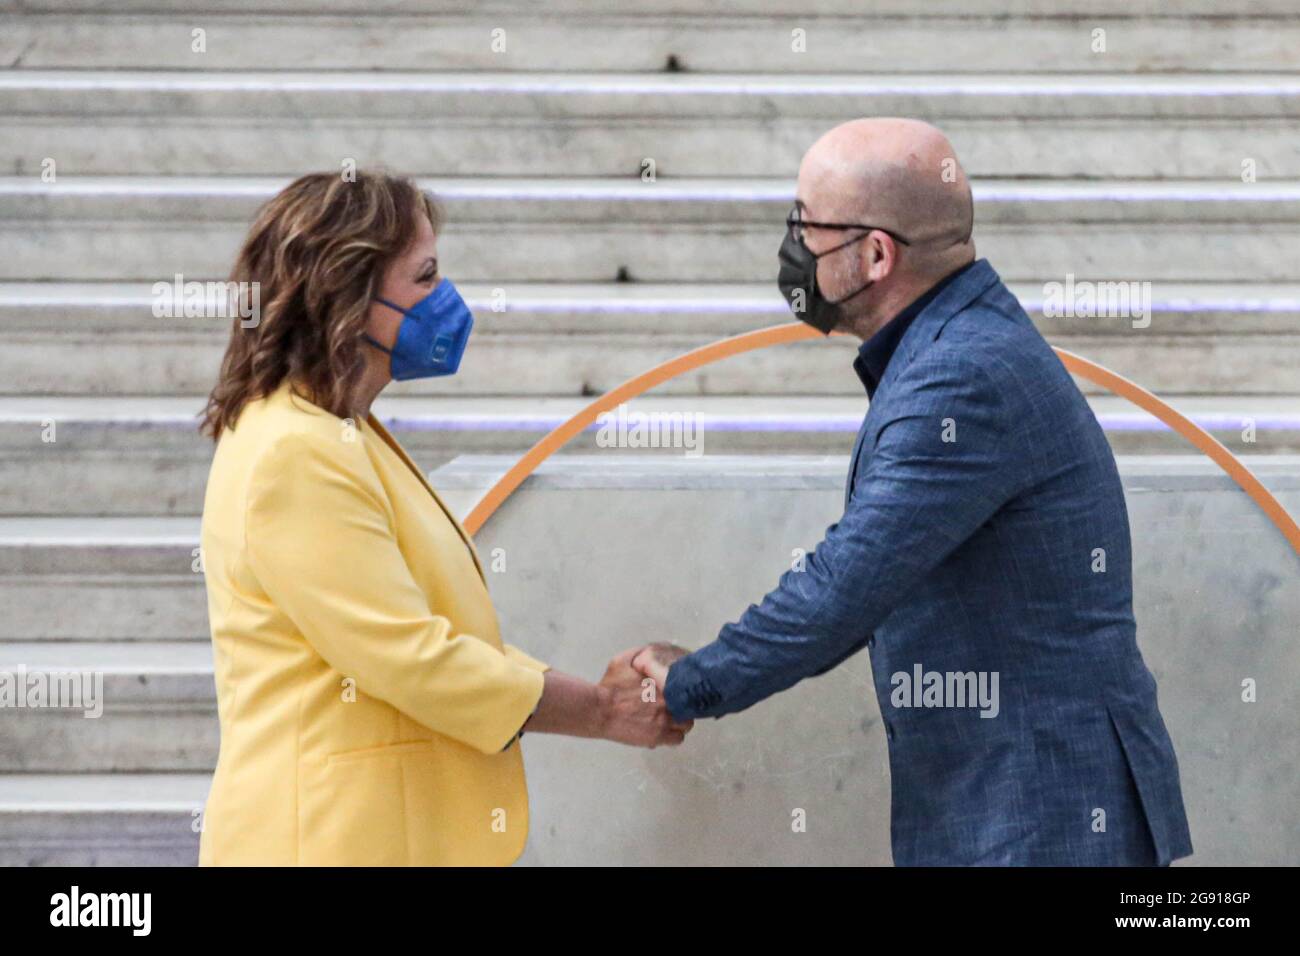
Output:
[631,642,691,691]
[597,647,693,748]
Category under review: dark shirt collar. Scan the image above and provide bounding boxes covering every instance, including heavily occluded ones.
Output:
[853,260,977,398]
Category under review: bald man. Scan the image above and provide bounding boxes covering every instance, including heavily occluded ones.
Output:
[633,119,1193,867]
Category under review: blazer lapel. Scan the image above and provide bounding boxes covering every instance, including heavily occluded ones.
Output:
[843,260,1002,507]
[363,414,488,583]
[892,259,1001,372]
[845,410,874,507]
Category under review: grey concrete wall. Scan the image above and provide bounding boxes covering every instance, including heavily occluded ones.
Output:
[433,455,1300,866]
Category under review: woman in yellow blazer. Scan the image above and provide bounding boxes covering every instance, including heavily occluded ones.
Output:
[198,172,690,866]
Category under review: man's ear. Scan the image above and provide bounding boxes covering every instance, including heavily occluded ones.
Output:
[867,230,902,281]
[863,232,888,281]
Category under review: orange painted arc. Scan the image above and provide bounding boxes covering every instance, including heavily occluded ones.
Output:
[461,322,1300,557]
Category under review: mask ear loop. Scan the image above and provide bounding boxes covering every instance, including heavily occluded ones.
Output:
[820,228,909,306]
[362,297,410,354]
[810,230,871,260]
[813,231,873,307]
[361,333,392,354]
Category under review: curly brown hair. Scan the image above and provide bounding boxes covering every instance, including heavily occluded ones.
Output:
[200,171,442,440]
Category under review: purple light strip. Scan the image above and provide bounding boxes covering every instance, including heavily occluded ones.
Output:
[379,413,1300,434]
[7,411,1298,434]
[470,298,1300,314]
[8,179,1300,204]
[467,298,789,313]
[5,292,1298,314]
[974,184,1300,203]
[8,75,1300,98]
[1017,298,1300,313]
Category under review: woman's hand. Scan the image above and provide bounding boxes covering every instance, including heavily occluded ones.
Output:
[596,647,694,748]
[521,650,693,748]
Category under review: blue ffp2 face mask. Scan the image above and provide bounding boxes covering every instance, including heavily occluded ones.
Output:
[362,278,474,380]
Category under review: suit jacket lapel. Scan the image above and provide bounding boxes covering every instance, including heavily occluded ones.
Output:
[843,260,1003,506]
[364,414,488,583]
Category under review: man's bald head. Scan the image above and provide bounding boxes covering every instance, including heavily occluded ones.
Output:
[790,118,976,340]
[799,117,974,274]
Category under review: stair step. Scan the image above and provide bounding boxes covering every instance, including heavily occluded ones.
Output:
[5,177,1299,284]
[4,72,1299,177]
[0,516,206,641]
[2,395,1298,519]
[12,0,1295,15]
[0,642,215,772]
[9,70,1299,120]
[7,177,1298,287]
[6,280,1300,335]
[11,176,1299,221]
[5,9,1299,73]
[1,325,1296,397]
[3,272,1299,400]
[0,773,207,866]
[0,640,210,670]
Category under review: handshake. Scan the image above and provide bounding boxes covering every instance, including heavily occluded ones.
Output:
[596,642,694,749]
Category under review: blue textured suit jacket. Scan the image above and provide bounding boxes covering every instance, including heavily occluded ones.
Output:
[664,259,1194,866]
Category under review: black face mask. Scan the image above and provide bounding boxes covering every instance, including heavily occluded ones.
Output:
[777,229,875,335]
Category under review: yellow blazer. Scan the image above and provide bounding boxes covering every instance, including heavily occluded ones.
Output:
[198,380,548,866]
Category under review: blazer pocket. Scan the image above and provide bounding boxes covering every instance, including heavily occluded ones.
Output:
[325,740,436,765]
[298,742,434,865]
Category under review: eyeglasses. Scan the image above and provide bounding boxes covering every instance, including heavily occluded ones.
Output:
[786,204,912,249]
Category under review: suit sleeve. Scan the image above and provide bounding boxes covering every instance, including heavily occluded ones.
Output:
[243,430,546,754]
[664,354,1029,720]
